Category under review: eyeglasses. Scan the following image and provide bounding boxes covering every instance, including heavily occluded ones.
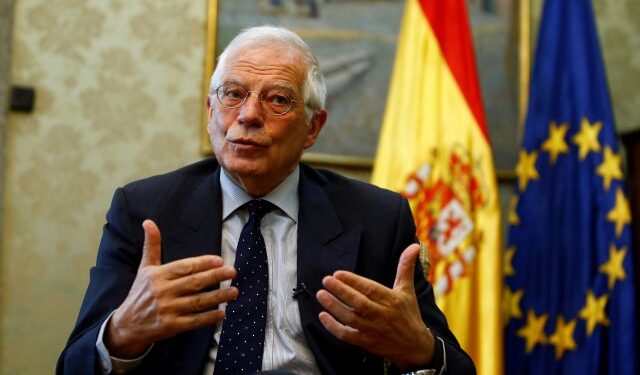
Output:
[215,83,300,116]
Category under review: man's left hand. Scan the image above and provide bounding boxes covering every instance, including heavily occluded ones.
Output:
[316,243,435,370]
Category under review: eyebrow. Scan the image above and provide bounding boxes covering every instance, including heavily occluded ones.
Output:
[223,78,297,94]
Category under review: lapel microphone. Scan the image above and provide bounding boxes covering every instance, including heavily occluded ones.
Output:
[292,283,310,299]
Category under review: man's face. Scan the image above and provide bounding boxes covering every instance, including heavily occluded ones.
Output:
[207,44,326,194]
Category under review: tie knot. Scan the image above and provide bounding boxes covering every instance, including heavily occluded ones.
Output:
[246,199,272,223]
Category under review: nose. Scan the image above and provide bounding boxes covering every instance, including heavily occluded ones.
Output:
[236,91,264,127]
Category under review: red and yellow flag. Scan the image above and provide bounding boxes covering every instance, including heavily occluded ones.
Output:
[372,1,502,374]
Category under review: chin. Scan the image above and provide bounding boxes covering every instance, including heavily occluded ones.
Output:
[218,156,269,177]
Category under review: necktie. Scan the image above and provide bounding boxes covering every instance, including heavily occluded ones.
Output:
[215,199,272,374]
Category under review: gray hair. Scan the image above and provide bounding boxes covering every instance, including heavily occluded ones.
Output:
[209,25,326,116]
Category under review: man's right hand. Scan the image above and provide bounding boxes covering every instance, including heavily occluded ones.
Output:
[104,219,238,358]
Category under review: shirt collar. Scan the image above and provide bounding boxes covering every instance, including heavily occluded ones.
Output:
[220,165,300,223]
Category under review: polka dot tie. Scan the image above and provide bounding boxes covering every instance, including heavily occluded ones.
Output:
[214,199,272,374]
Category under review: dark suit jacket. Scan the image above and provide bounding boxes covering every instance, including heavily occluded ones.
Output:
[57,159,475,374]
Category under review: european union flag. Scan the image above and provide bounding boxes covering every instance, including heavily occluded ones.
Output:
[504,0,637,374]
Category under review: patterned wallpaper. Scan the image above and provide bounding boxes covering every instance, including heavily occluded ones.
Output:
[1,0,639,374]
[2,1,206,373]
[0,2,15,318]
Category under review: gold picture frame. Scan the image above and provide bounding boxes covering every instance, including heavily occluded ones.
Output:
[200,0,531,178]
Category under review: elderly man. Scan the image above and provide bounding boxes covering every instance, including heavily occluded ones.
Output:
[58,26,475,374]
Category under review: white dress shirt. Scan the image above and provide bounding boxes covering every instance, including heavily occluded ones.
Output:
[96,166,320,374]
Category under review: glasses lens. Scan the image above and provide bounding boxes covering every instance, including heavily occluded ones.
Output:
[262,90,293,115]
[217,84,247,108]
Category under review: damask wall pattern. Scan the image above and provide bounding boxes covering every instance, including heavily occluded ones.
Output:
[0,1,16,322]
[2,1,206,373]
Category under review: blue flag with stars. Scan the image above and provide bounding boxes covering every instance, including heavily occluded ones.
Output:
[504,0,637,374]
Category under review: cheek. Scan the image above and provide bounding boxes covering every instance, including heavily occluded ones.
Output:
[288,123,312,148]
[210,112,229,135]
[209,114,228,150]
[273,117,309,143]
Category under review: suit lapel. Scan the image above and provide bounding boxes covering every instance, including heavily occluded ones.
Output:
[296,166,363,374]
[296,172,362,280]
[156,164,223,373]
[162,166,223,263]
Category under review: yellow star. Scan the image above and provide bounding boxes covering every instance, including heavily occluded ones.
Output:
[541,121,569,164]
[508,196,520,225]
[606,188,631,237]
[504,246,516,277]
[596,146,623,191]
[599,244,627,289]
[572,117,602,160]
[517,309,548,353]
[503,286,523,325]
[548,316,577,359]
[578,290,610,336]
[515,150,539,191]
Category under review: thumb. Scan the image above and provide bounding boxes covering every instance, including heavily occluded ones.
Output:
[140,219,162,268]
[393,243,422,291]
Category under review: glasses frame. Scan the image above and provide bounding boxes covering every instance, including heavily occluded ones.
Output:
[214,84,300,116]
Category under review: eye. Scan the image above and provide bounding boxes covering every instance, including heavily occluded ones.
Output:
[265,92,291,107]
[224,88,245,99]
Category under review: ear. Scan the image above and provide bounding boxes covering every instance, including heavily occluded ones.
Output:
[303,109,328,149]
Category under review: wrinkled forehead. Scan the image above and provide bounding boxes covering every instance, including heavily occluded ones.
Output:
[222,42,308,88]
[231,41,304,61]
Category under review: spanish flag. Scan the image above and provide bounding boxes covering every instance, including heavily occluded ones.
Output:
[371,1,502,374]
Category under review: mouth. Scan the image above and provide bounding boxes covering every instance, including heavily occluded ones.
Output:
[228,138,267,149]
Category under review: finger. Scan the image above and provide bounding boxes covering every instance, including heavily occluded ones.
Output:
[333,271,390,302]
[171,286,239,315]
[322,275,381,314]
[393,244,421,291]
[173,309,228,333]
[140,220,162,268]
[162,255,226,280]
[318,311,361,345]
[316,289,364,328]
[168,265,236,294]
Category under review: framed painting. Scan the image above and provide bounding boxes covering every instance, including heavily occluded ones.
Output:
[200,0,532,175]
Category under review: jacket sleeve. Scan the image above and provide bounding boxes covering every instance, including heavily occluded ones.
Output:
[57,188,144,375]
[390,197,477,375]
